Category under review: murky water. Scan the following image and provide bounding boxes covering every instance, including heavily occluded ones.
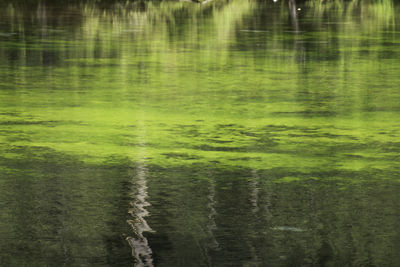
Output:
[1,0,400,265]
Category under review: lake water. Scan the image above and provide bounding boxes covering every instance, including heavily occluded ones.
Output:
[1,0,400,266]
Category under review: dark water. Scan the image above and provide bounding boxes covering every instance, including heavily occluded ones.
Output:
[1,0,400,266]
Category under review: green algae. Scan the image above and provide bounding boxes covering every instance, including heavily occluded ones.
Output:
[1,0,400,266]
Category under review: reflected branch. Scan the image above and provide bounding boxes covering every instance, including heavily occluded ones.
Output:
[127,164,154,267]
[288,0,299,31]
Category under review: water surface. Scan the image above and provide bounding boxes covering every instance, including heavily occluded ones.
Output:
[1,0,400,266]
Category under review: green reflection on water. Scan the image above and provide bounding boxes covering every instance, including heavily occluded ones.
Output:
[1,0,400,266]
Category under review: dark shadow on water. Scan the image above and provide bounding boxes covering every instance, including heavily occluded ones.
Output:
[1,146,400,265]
[0,147,133,266]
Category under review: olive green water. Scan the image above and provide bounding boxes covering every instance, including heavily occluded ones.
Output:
[1,0,400,266]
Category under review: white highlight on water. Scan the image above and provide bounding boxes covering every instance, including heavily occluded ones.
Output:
[127,164,154,267]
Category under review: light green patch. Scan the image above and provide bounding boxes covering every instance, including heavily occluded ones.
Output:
[274,176,302,183]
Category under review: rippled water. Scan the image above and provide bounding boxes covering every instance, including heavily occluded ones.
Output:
[1,0,400,266]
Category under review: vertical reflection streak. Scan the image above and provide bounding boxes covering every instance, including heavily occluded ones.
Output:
[126,118,154,267]
[205,179,220,265]
[250,170,260,214]
[288,0,299,32]
[127,164,154,266]
[249,170,260,264]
